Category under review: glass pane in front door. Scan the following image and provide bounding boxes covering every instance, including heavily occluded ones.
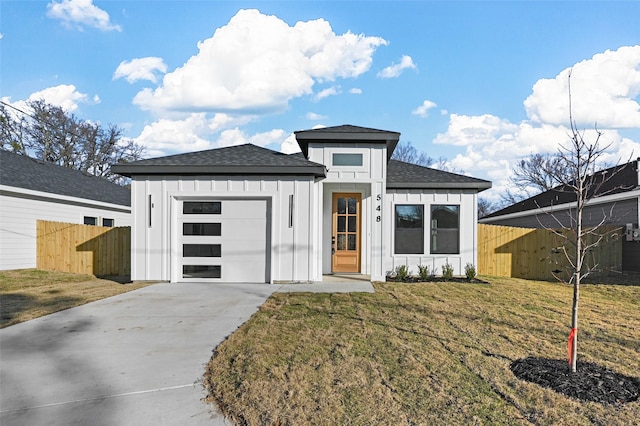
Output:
[332,193,361,273]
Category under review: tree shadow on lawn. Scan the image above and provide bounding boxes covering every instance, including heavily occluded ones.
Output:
[510,357,640,405]
[0,293,83,328]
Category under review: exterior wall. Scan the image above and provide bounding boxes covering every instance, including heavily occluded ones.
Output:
[130,175,315,283]
[482,197,639,229]
[0,187,131,270]
[385,189,478,277]
[307,143,387,281]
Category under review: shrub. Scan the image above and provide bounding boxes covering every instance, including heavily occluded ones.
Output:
[417,264,430,281]
[394,264,409,281]
[442,263,454,281]
[464,263,477,281]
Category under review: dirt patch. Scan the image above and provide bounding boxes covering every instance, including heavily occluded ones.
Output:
[511,357,640,405]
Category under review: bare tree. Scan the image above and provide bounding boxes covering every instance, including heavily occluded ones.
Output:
[0,103,28,154]
[0,99,144,184]
[391,141,434,166]
[477,197,498,218]
[501,153,574,205]
[392,141,458,172]
[542,71,629,373]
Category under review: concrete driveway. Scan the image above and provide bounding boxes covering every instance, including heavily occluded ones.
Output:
[0,282,278,426]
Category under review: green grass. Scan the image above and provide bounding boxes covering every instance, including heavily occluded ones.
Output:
[0,269,155,328]
[204,276,640,425]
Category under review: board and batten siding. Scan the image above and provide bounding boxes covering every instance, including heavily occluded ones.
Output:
[130,175,315,283]
[0,187,131,270]
[384,189,479,276]
[308,142,388,281]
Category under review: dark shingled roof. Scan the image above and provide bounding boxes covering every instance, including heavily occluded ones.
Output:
[483,160,639,219]
[295,124,400,137]
[0,150,131,206]
[387,159,492,191]
[111,144,326,177]
[294,124,401,160]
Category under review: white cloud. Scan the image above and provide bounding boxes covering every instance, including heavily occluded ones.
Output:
[216,128,286,148]
[306,112,327,120]
[349,88,362,95]
[280,133,302,154]
[47,0,121,32]
[315,86,341,101]
[434,114,520,147]
[377,55,416,79]
[412,100,437,118]
[133,114,214,157]
[132,110,286,156]
[27,84,89,111]
[114,57,167,83]
[524,45,640,128]
[133,9,386,113]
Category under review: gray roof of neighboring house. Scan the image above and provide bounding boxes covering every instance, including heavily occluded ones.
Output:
[294,124,401,160]
[0,150,131,207]
[482,159,639,219]
[111,143,327,177]
[387,159,492,191]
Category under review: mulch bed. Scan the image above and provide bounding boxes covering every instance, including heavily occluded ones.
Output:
[510,357,640,405]
[386,276,488,284]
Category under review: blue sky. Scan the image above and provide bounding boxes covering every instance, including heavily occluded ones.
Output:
[2,1,639,202]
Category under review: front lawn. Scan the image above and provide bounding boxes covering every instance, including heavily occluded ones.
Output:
[0,269,155,328]
[204,276,640,425]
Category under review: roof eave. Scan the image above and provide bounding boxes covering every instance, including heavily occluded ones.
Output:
[111,164,327,178]
[387,181,492,192]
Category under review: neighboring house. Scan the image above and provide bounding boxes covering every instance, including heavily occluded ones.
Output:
[0,150,132,270]
[480,158,640,272]
[112,125,491,283]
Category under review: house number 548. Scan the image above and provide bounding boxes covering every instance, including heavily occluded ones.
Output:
[376,194,381,222]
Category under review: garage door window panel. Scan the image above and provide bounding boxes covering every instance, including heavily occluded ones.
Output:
[183,244,221,257]
[183,265,221,279]
[183,223,221,236]
[183,201,221,214]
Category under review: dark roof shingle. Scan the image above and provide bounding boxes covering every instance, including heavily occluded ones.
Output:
[111,144,326,177]
[387,160,492,191]
[0,150,131,206]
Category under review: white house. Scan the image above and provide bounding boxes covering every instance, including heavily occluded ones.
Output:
[112,125,491,283]
[0,150,132,270]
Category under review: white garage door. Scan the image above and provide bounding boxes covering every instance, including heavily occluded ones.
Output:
[178,199,268,283]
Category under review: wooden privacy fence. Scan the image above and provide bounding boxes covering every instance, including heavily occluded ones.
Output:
[477,224,623,281]
[37,220,131,276]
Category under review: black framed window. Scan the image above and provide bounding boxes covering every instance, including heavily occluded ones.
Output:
[183,201,221,214]
[431,205,459,254]
[183,223,221,236]
[84,216,97,226]
[183,265,221,278]
[394,205,424,254]
[183,244,221,257]
[102,218,114,227]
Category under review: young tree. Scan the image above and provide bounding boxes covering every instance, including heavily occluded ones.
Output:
[544,71,629,373]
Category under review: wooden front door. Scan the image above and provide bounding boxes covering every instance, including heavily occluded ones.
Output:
[332,193,361,273]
